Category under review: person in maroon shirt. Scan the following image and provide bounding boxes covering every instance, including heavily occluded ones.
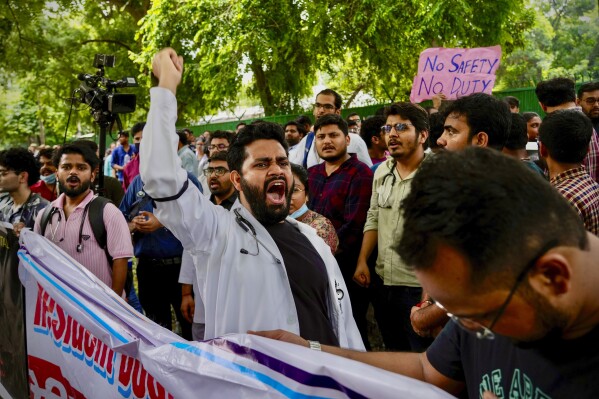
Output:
[30,148,58,201]
[308,113,373,348]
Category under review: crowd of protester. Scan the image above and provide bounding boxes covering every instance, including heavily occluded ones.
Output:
[1,46,599,397]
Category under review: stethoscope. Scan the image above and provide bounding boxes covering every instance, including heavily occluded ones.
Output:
[377,161,398,208]
[234,209,282,264]
[234,208,346,306]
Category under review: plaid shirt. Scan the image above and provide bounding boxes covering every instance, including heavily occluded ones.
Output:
[308,155,373,253]
[551,166,599,236]
[583,129,599,184]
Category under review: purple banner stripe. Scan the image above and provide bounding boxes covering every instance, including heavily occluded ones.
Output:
[211,339,367,399]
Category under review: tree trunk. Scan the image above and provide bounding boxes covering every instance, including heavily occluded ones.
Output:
[249,54,275,116]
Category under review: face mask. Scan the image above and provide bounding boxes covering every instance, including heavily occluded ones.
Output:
[40,173,57,185]
[290,203,309,219]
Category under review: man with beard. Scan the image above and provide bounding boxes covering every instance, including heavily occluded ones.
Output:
[34,144,132,296]
[353,103,440,352]
[578,81,599,133]
[254,147,599,398]
[283,120,306,152]
[308,113,374,348]
[139,48,363,348]
[30,148,58,201]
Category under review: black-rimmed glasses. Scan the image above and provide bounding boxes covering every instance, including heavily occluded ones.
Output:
[381,123,414,134]
[207,144,229,151]
[203,167,229,177]
[436,240,559,340]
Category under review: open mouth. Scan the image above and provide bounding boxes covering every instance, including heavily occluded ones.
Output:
[209,180,220,189]
[265,180,286,205]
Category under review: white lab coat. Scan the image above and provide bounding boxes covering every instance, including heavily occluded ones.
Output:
[141,88,364,350]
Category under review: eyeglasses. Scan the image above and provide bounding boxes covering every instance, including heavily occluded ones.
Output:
[583,97,599,106]
[203,167,229,177]
[381,123,414,134]
[207,144,229,151]
[435,240,559,340]
[313,103,336,111]
[291,186,305,196]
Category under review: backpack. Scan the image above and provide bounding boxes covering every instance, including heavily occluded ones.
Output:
[39,196,133,294]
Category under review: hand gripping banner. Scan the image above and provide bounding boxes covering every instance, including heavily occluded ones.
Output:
[17,230,454,399]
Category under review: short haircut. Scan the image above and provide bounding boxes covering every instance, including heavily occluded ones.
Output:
[523,112,540,122]
[535,77,576,106]
[208,150,228,163]
[284,121,307,137]
[290,163,309,194]
[227,122,288,174]
[502,96,520,109]
[210,130,235,144]
[539,109,593,164]
[347,112,360,119]
[578,81,599,98]
[131,122,146,135]
[176,131,187,146]
[53,143,100,171]
[428,112,445,150]
[398,147,588,291]
[72,139,99,154]
[38,148,54,160]
[384,102,429,134]
[316,88,342,109]
[504,113,528,150]
[442,93,511,151]
[118,131,129,137]
[295,115,312,129]
[313,114,349,136]
[360,115,386,149]
[0,147,40,186]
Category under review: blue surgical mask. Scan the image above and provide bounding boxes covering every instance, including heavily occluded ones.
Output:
[40,173,57,185]
[290,203,309,219]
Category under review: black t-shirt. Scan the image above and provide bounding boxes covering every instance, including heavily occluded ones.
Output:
[427,321,599,398]
[265,221,339,346]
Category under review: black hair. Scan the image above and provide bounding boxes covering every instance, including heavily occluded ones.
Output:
[535,77,576,107]
[208,150,228,163]
[316,88,342,109]
[502,96,520,109]
[398,147,588,290]
[313,114,349,136]
[428,112,445,150]
[504,113,528,150]
[227,122,288,174]
[176,131,187,146]
[523,112,540,122]
[0,147,40,186]
[578,81,599,98]
[360,115,386,149]
[384,102,430,134]
[347,112,360,119]
[290,163,309,194]
[210,130,235,144]
[131,122,146,135]
[284,121,307,137]
[72,139,98,153]
[53,143,100,171]
[38,148,55,161]
[539,109,593,163]
[442,93,511,151]
[295,115,312,130]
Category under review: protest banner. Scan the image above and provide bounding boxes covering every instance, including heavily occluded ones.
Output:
[410,46,502,103]
[17,229,454,398]
[0,223,28,399]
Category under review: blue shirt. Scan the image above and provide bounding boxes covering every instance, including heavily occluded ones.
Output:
[111,145,136,182]
[119,172,202,258]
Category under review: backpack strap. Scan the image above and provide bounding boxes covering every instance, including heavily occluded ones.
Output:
[79,196,112,265]
[302,132,315,168]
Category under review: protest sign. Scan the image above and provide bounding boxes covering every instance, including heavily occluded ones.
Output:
[18,230,454,398]
[410,46,502,103]
[0,223,28,399]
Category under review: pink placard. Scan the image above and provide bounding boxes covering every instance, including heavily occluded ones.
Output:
[410,46,502,103]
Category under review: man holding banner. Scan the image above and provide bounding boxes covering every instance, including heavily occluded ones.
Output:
[139,48,364,349]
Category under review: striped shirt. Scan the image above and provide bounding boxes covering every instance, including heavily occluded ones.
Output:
[551,167,599,235]
[34,190,133,287]
[583,129,599,184]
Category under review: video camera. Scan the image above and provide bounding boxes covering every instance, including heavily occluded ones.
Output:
[74,54,137,122]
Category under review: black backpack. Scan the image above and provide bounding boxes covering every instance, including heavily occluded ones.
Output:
[39,196,133,294]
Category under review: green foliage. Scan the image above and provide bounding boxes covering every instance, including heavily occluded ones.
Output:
[496,0,599,89]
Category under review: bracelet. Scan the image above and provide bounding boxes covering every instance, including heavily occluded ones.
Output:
[308,340,321,351]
